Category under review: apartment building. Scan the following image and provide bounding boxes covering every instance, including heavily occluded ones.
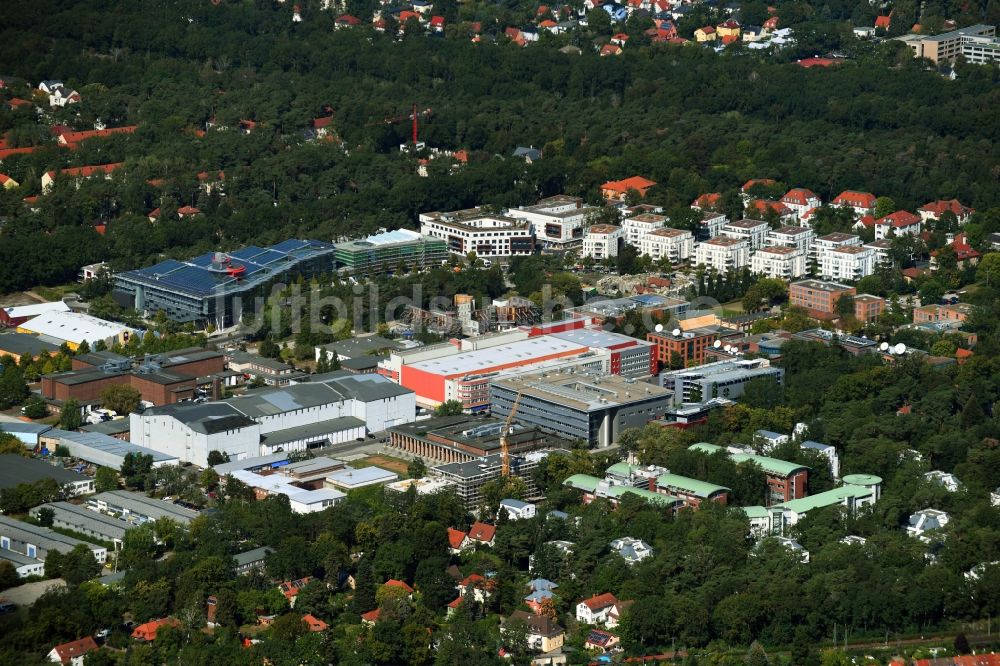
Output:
[751,245,807,279]
[913,302,975,324]
[789,279,856,319]
[853,294,886,322]
[819,245,875,281]
[864,239,894,266]
[622,213,666,246]
[581,224,623,261]
[646,325,742,369]
[419,208,535,257]
[697,211,729,241]
[507,195,597,249]
[695,236,750,272]
[831,190,877,217]
[638,227,695,263]
[918,199,975,224]
[812,232,862,267]
[722,219,770,250]
[874,211,922,240]
[768,225,815,254]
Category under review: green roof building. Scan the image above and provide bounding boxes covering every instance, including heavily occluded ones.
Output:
[656,473,730,505]
[334,229,447,275]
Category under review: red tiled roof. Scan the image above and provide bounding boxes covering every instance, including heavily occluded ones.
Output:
[62,163,124,178]
[602,176,657,194]
[58,125,136,145]
[875,14,891,28]
[361,608,381,622]
[796,57,838,68]
[539,19,557,27]
[131,617,180,641]
[448,527,467,549]
[430,15,445,26]
[0,146,37,160]
[279,577,312,600]
[699,25,715,34]
[8,98,32,108]
[832,190,876,208]
[336,13,360,24]
[742,178,776,191]
[0,174,14,185]
[148,207,161,218]
[857,214,875,228]
[51,637,99,664]
[468,522,496,542]
[876,210,920,228]
[721,33,739,44]
[302,614,328,632]
[399,10,421,21]
[177,205,202,215]
[460,573,486,587]
[384,579,414,593]
[693,192,721,208]
[581,592,619,611]
[919,199,973,218]
[781,188,817,205]
[601,44,623,55]
[749,199,792,216]
[313,116,333,129]
[447,596,464,608]
[718,19,740,28]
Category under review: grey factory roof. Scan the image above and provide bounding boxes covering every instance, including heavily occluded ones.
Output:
[213,452,290,475]
[1,422,54,437]
[261,416,365,447]
[141,402,258,434]
[0,515,104,555]
[46,429,177,467]
[32,501,129,541]
[227,383,340,418]
[91,490,200,524]
[281,456,345,476]
[0,548,42,568]
[317,335,403,359]
[493,372,671,412]
[324,374,412,402]
[0,455,90,490]
[79,419,132,436]
[0,332,61,357]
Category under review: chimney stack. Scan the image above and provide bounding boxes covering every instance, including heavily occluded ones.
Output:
[212,377,223,401]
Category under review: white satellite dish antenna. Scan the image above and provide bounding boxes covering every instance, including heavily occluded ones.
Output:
[894,343,906,355]
[724,345,732,353]
[654,324,664,333]
[879,342,889,351]
[672,328,681,337]
[714,340,722,348]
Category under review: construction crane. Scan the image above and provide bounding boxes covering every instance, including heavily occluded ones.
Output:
[500,392,522,477]
[366,104,433,147]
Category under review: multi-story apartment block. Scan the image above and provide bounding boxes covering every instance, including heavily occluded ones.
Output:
[638,227,695,263]
[874,211,922,241]
[780,188,821,218]
[751,245,807,279]
[695,236,750,272]
[419,208,535,258]
[647,326,742,369]
[622,213,666,246]
[812,232,862,265]
[507,195,597,249]
[918,199,974,225]
[789,279,856,319]
[722,219,770,250]
[581,224,624,261]
[864,239,894,266]
[697,211,729,241]
[768,225,815,254]
[819,245,875,281]
[831,190,877,217]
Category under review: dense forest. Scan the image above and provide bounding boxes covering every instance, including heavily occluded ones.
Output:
[0,0,998,292]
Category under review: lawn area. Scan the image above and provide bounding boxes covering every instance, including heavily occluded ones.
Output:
[720,299,745,317]
[351,454,411,477]
[31,284,80,302]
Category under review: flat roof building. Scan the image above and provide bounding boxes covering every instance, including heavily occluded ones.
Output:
[894,24,997,63]
[0,332,60,363]
[334,228,448,275]
[433,450,552,510]
[114,239,337,327]
[0,515,107,564]
[325,466,399,491]
[87,490,201,525]
[388,414,573,463]
[30,501,129,544]
[420,208,535,257]
[491,371,673,448]
[0,455,94,497]
[659,358,784,405]
[40,429,177,470]
[16,311,136,351]
[0,300,71,328]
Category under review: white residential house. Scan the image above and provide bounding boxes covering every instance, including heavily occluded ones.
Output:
[751,246,806,279]
[924,471,961,492]
[754,429,789,452]
[840,535,867,545]
[622,213,666,246]
[774,536,810,563]
[610,537,653,564]
[582,224,624,261]
[48,86,81,108]
[638,227,694,263]
[906,508,950,541]
[575,593,620,626]
[801,440,840,479]
[819,245,875,281]
[780,188,821,219]
[499,499,537,520]
[507,195,596,249]
[722,219,770,250]
[767,225,815,255]
[874,211,922,241]
[831,190,877,217]
[695,236,750,272]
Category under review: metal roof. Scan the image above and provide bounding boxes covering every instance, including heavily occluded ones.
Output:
[0,332,61,356]
[326,466,399,488]
[689,443,807,477]
[408,337,588,377]
[656,473,730,498]
[91,490,200,523]
[33,501,129,541]
[261,416,365,447]
[0,455,90,490]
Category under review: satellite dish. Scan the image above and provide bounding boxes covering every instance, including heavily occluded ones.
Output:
[724,345,732,353]
[879,342,889,351]
[714,340,722,348]
[654,324,664,333]
[672,328,681,337]
[894,343,906,355]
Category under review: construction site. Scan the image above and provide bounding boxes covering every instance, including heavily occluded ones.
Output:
[402,293,541,337]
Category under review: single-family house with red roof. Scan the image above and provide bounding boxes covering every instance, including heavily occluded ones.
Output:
[851,214,875,232]
[148,207,161,222]
[467,521,496,546]
[781,188,820,217]
[48,637,100,665]
[919,199,974,225]
[692,192,722,210]
[0,173,19,189]
[384,579,415,595]
[457,573,490,601]
[131,618,180,642]
[611,32,629,46]
[831,190,877,216]
[763,15,779,31]
[335,14,360,28]
[796,57,839,68]
[694,25,716,41]
[600,43,624,56]
[430,15,446,31]
[302,614,328,632]
[874,210,922,240]
[931,233,981,269]
[361,608,381,625]
[575,592,620,625]
[601,176,657,200]
[875,13,891,30]
[748,199,795,222]
[177,205,202,219]
[57,125,137,147]
[278,577,313,607]
[41,162,123,193]
[447,527,467,553]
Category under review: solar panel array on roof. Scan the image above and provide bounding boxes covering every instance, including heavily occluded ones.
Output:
[270,239,312,253]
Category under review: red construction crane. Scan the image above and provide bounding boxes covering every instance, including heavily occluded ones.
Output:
[366,105,433,145]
